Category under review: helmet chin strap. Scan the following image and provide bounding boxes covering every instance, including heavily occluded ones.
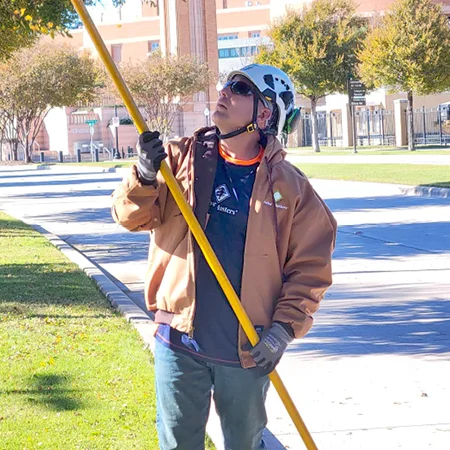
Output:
[217,95,260,140]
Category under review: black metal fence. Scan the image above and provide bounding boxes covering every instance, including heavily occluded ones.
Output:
[409,107,450,145]
[300,111,343,147]
[299,109,395,147]
[30,147,138,164]
[354,109,396,146]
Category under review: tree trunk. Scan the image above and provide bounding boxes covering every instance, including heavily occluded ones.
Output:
[407,91,415,151]
[11,141,18,161]
[25,135,32,164]
[310,97,320,153]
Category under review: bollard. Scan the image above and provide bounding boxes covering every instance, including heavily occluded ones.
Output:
[121,147,125,159]
[113,147,121,159]
[94,147,99,162]
[128,145,132,157]
[76,148,82,163]
[40,151,45,163]
[59,151,64,163]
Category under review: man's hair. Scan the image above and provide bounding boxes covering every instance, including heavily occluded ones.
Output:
[264,102,278,135]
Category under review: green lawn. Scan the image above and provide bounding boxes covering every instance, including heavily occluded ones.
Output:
[288,145,450,156]
[0,213,216,450]
[295,163,450,188]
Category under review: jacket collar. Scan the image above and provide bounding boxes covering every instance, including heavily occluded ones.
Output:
[263,134,286,166]
[193,126,286,167]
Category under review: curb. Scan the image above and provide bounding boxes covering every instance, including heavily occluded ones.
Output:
[398,185,450,198]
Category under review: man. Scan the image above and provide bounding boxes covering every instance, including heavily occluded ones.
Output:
[112,64,337,450]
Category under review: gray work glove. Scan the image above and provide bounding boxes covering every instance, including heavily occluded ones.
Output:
[248,322,294,375]
[136,131,167,184]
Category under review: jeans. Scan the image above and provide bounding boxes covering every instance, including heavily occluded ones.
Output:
[154,339,270,450]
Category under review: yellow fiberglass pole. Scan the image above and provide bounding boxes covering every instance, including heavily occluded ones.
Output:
[70,1,318,448]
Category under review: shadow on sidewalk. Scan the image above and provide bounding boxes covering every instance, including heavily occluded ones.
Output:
[0,171,93,180]
[288,297,450,358]
[0,177,121,189]
[6,189,115,200]
[333,220,450,258]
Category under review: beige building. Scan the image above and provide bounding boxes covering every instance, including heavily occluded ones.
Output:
[30,0,450,157]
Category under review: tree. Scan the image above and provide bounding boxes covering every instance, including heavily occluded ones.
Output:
[0,1,159,60]
[255,0,367,152]
[0,41,98,162]
[115,52,210,140]
[0,0,87,60]
[359,0,450,151]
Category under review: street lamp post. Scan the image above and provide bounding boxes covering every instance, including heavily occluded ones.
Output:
[204,107,210,127]
[114,105,119,155]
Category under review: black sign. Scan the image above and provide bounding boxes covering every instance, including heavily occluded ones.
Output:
[348,79,366,106]
[348,80,365,91]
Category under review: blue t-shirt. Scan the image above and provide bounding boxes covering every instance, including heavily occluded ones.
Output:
[155,148,262,366]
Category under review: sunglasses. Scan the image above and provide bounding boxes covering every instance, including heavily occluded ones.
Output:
[223,80,255,97]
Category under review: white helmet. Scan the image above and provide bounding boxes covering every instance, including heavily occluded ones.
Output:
[228,63,300,137]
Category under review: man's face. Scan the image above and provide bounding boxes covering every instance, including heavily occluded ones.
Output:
[212,75,270,134]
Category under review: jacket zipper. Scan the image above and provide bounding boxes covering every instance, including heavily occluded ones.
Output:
[187,148,196,340]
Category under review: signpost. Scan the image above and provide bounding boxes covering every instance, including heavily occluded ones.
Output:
[348,79,366,154]
[113,105,120,158]
[85,119,98,159]
[204,107,210,127]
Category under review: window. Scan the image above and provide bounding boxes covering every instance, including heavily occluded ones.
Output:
[249,31,261,38]
[111,44,122,63]
[240,47,250,57]
[239,46,258,57]
[218,48,230,58]
[218,47,241,59]
[148,41,160,53]
[218,34,238,41]
[229,48,239,57]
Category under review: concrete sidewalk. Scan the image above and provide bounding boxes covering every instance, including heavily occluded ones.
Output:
[1,165,449,449]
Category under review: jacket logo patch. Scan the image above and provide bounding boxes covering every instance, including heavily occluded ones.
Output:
[215,184,231,203]
[274,191,283,203]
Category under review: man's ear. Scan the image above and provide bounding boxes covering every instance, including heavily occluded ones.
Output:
[257,106,272,125]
